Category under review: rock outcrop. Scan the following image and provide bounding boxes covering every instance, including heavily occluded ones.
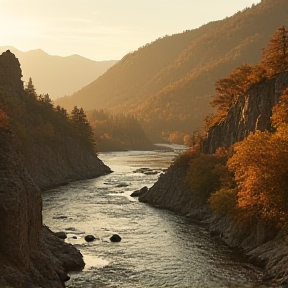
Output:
[0,128,84,287]
[203,71,288,153]
[0,50,23,96]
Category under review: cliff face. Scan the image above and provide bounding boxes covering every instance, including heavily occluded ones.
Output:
[0,128,85,287]
[139,70,288,283]
[26,139,111,190]
[203,71,288,153]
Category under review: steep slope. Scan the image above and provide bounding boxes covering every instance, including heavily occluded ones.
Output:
[56,21,218,110]
[0,46,117,100]
[56,0,288,139]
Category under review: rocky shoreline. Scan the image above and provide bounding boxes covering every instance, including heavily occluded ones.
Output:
[139,163,288,286]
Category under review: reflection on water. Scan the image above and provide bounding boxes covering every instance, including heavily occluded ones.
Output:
[42,147,264,288]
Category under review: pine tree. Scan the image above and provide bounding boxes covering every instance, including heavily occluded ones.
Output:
[70,106,95,148]
[25,77,37,97]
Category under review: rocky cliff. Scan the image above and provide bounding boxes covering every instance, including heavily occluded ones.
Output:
[0,128,85,287]
[203,71,288,153]
[139,71,288,284]
[26,139,111,190]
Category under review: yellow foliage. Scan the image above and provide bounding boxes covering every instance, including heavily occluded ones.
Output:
[209,188,238,214]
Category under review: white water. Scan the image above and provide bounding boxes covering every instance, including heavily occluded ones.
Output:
[42,147,263,288]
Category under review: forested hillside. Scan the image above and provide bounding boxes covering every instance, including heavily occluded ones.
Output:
[86,110,154,151]
[0,46,117,99]
[56,0,288,141]
[0,50,110,190]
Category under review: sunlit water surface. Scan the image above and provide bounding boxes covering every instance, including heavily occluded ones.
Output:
[42,147,264,288]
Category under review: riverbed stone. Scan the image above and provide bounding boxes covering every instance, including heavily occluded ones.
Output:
[131,186,148,197]
[110,234,121,242]
[55,231,67,240]
[85,235,96,242]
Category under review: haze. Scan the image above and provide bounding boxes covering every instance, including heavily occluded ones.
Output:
[1,0,261,61]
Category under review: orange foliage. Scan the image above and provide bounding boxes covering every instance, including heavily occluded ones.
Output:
[227,129,288,222]
[271,88,288,128]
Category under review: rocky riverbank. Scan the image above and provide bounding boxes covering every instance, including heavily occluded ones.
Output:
[0,128,85,287]
[139,163,288,285]
[25,138,111,191]
[139,71,288,286]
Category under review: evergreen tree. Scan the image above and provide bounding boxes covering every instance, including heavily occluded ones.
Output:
[25,77,37,97]
[70,106,95,147]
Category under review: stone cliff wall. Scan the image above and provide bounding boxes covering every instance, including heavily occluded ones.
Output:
[203,71,288,153]
[0,128,85,287]
[26,139,111,190]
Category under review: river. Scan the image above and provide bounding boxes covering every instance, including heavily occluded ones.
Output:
[42,146,264,288]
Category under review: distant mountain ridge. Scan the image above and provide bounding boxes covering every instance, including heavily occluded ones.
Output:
[56,0,288,140]
[0,46,117,100]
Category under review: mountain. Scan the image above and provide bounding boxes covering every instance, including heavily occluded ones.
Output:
[0,46,117,100]
[55,0,288,140]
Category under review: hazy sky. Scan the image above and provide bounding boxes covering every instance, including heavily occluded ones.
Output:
[0,0,261,61]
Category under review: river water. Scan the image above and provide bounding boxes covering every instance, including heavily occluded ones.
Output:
[42,147,264,288]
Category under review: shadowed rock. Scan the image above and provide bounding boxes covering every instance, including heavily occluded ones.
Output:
[85,235,96,242]
[110,234,121,242]
[131,186,148,197]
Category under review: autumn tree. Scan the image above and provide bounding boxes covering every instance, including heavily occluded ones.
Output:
[261,26,288,77]
[0,107,9,129]
[227,128,288,223]
[271,88,288,128]
[186,152,227,200]
[207,64,266,129]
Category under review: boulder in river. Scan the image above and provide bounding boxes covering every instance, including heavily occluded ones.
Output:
[130,186,148,197]
[85,235,96,242]
[116,183,129,188]
[110,234,121,242]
